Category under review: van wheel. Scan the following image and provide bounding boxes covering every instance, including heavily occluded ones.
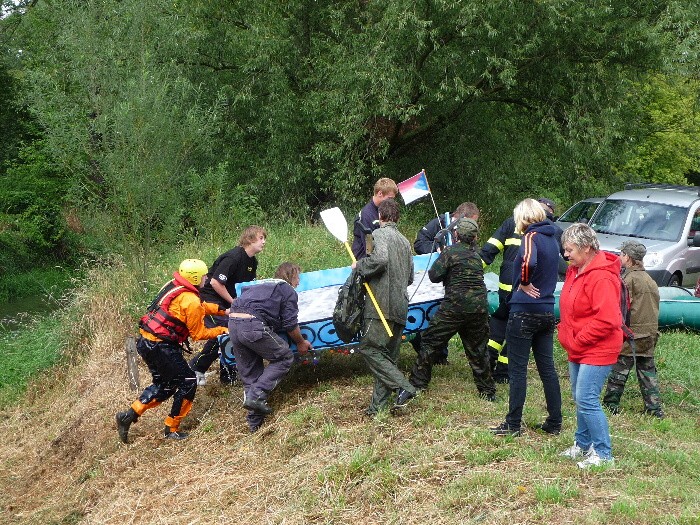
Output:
[666,273,682,287]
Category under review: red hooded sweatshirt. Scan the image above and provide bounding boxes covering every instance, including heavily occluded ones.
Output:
[557,250,623,365]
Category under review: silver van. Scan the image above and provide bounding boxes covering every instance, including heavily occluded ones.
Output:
[588,184,700,286]
[556,197,603,229]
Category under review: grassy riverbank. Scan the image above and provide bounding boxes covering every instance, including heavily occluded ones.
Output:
[0,267,75,406]
[0,266,73,305]
[1,222,699,524]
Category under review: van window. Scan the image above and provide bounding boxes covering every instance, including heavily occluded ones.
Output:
[558,200,600,224]
[591,199,686,241]
[690,209,700,238]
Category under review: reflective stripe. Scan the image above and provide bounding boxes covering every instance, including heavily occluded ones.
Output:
[486,237,504,251]
[505,237,521,246]
[487,339,503,351]
[497,355,509,364]
[498,282,513,292]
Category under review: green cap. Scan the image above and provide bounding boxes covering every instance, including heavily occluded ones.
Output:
[620,240,647,261]
[455,218,479,241]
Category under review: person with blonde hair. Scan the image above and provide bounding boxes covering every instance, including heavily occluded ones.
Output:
[558,222,622,468]
[191,225,267,385]
[490,199,562,436]
[352,177,398,259]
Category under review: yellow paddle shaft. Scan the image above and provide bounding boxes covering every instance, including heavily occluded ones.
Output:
[343,242,393,338]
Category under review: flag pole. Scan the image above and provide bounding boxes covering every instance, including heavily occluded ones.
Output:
[423,169,440,220]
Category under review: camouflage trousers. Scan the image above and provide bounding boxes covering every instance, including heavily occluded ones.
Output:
[408,306,495,396]
[603,354,662,415]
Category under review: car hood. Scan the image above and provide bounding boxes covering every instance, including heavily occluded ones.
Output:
[595,232,674,253]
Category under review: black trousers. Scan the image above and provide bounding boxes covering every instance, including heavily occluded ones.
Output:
[188,314,236,381]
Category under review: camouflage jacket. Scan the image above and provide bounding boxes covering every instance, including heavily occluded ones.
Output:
[355,222,414,324]
[429,241,488,314]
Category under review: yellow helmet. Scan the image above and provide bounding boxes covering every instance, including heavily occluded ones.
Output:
[178,259,208,286]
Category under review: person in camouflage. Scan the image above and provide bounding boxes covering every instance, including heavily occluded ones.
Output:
[603,241,664,418]
[353,198,418,415]
[411,202,480,365]
[408,218,496,400]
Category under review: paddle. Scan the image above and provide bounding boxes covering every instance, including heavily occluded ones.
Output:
[320,207,393,337]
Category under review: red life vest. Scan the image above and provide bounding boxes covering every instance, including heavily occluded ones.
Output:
[139,273,200,343]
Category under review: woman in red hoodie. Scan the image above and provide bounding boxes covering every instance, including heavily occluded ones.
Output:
[557,223,622,469]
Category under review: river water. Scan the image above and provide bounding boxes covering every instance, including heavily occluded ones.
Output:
[0,295,57,333]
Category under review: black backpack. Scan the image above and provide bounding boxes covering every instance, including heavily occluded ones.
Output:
[333,269,366,343]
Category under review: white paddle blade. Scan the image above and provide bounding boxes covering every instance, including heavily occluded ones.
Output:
[320,207,348,243]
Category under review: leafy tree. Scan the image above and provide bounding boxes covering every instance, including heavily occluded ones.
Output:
[4,0,699,257]
[1,7,72,275]
[616,75,700,185]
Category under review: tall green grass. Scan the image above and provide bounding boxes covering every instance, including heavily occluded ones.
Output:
[0,315,67,407]
[0,266,72,304]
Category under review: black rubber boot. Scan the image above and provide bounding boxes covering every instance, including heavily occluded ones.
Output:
[115,408,138,444]
[163,426,189,440]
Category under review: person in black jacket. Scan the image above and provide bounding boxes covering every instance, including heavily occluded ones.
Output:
[189,225,266,385]
[412,202,480,364]
[351,178,398,260]
[413,202,480,256]
[479,212,521,383]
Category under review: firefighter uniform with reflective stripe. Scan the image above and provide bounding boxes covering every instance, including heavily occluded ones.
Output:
[131,272,227,434]
[479,216,522,382]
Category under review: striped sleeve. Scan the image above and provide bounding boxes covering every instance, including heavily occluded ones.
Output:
[520,232,538,286]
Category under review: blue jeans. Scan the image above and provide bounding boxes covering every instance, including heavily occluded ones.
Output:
[569,362,613,460]
[505,312,561,429]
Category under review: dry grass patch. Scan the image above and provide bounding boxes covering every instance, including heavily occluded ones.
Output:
[1,263,700,524]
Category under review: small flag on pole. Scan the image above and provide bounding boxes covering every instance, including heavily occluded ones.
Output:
[397,169,431,205]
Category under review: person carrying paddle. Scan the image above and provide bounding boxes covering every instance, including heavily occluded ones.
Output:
[352,198,417,415]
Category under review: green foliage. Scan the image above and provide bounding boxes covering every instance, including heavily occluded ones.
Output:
[182,162,264,240]
[0,140,74,275]
[0,315,66,407]
[0,265,71,304]
[2,0,700,258]
[617,75,700,184]
[533,481,580,504]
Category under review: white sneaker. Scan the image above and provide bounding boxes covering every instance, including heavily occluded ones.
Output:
[559,442,588,459]
[195,371,207,386]
[577,449,614,469]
